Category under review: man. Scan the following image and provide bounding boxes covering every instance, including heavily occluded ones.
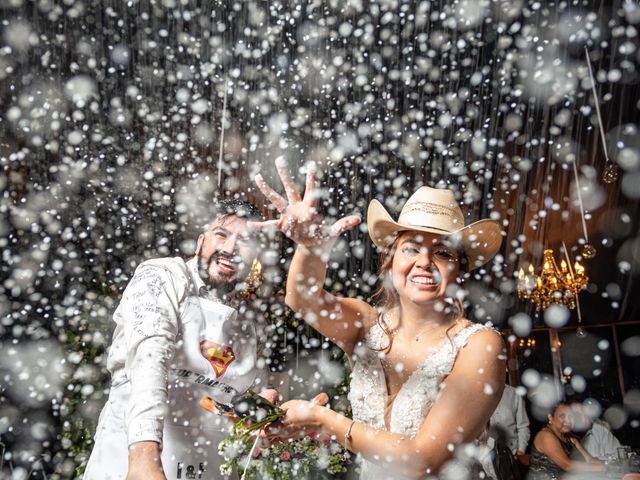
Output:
[490,384,530,456]
[581,419,623,460]
[487,384,530,480]
[84,199,276,480]
[572,402,623,460]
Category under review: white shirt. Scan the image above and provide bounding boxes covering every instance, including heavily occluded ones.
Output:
[107,256,266,444]
[582,419,623,460]
[490,385,530,454]
[84,257,266,479]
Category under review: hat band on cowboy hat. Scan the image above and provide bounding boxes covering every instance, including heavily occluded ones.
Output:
[367,186,503,270]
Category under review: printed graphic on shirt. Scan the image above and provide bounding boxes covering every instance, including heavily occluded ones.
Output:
[128,268,170,337]
[199,340,235,377]
[171,368,238,395]
[175,461,205,479]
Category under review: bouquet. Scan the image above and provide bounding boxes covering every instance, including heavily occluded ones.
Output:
[204,391,351,479]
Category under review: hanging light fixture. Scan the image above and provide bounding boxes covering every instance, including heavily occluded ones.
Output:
[517,248,588,311]
[239,259,263,298]
[584,47,619,185]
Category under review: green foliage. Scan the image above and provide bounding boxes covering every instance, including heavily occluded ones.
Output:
[219,432,351,480]
[218,390,351,480]
[58,292,114,478]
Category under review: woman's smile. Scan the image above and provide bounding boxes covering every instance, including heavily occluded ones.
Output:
[409,274,438,286]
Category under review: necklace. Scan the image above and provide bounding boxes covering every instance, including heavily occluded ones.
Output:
[382,312,455,342]
[413,322,444,342]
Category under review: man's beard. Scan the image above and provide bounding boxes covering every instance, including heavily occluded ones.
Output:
[197,254,237,296]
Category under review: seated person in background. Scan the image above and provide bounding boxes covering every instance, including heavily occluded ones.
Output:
[572,402,623,460]
[527,402,604,480]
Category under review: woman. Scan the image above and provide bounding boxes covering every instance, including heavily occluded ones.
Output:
[251,159,506,479]
[527,402,604,479]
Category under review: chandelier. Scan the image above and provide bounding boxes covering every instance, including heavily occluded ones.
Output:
[239,259,263,298]
[517,249,588,311]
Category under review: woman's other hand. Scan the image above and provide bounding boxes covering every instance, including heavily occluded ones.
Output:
[265,392,329,441]
[282,400,321,429]
[250,158,360,254]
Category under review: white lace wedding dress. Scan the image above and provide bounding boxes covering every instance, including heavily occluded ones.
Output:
[348,320,489,479]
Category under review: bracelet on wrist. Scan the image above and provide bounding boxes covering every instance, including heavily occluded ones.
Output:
[344,420,355,450]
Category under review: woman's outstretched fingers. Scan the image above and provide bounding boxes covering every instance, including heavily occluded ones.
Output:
[255,174,287,212]
[303,161,317,206]
[275,156,302,203]
[330,215,362,237]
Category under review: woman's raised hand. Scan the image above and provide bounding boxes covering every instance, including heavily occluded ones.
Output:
[250,158,361,252]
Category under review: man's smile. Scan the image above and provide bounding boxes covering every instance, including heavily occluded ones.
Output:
[213,255,236,276]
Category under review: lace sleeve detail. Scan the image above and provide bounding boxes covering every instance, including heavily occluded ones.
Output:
[348,319,388,431]
[451,322,493,351]
[363,314,392,351]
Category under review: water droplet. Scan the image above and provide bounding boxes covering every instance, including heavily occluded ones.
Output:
[544,305,570,328]
[571,375,586,393]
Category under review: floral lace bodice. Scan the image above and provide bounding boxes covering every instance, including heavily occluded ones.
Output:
[348,320,489,479]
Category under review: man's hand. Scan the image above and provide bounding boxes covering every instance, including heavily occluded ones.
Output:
[200,389,281,425]
[126,441,166,480]
[258,388,279,405]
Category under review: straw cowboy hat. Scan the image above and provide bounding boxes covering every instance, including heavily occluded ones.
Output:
[367,186,503,269]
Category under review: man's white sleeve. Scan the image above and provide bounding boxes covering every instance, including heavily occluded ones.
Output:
[120,265,184,446]
[591,421,622,458]
[515,394,531,452]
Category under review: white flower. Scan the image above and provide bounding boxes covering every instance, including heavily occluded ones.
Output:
[316,448,331,470]
[220,439,245,461]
